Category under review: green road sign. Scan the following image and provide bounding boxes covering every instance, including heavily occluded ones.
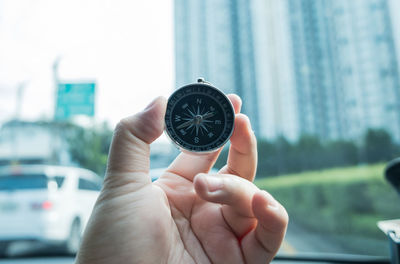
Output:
[55,82,96,120]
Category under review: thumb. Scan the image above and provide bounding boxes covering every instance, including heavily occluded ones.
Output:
[105,96,167,186]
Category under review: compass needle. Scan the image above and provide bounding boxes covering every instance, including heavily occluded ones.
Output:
[187,108,196,117]
[200,123,209,133]
[199,126,204,136]
[202,112,215,119]
[176,119,194,130]
[183,112,192,118]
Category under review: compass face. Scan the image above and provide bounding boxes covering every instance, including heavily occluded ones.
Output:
[165,83,235,153]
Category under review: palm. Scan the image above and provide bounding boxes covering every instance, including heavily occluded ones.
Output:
[154,172,246,263]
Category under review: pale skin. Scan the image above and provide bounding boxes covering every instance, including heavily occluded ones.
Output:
[75,95,288,264]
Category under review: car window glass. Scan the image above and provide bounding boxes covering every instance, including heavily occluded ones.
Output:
[93,180,102,191]
[78,178,101,191]
[0,174,48,191]
[53,176,65,188]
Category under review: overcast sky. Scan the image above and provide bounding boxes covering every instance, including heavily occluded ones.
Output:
[0,0,174,127]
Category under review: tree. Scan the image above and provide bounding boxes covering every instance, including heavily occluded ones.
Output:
[66,122,113,176]
[324,140,359,167]
[362,128,394,163]
[296,135,324,171]
[257,139,279,176]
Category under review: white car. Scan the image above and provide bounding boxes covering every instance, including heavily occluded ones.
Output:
[0,165,102,257]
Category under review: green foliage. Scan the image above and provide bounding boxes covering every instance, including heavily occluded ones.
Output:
[324,140,359,167]
[254,135,362,177]
[217,128,399,178]
[255,163,400,255]
[62,122,398,182]
[65,122,113,176]
[362,129,395,163]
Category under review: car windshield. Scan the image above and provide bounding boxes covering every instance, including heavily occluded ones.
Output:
[0,175,48,191]
[0,0,400,262]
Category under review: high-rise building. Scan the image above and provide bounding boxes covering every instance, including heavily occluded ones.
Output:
[389,0,400,78]
[174,0,400,142]
[174,0,261,135]
[285,0,400,141]
[256,0,400,141]
[284,0,349,140]
[250,0,299,140]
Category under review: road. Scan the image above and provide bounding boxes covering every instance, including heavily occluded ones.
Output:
[0,242,75,264]
[279,222,346,255]
[0,222,387,263]
[0,257,74,264]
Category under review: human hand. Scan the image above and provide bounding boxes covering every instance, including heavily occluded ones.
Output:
[75,95,288,264]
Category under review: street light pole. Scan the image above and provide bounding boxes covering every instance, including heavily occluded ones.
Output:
[53,56,61,120]
[15,82,26,121]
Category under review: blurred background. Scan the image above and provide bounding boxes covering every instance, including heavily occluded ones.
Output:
[1,0,400,262]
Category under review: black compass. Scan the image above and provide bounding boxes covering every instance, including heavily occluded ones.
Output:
[165,78,235,153]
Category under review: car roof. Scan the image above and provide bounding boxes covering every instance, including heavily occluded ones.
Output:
[0,164,99,179]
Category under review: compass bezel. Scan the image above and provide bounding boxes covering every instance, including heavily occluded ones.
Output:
[165,82,235,154]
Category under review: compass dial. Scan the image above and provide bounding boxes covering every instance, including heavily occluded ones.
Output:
[165,80,235,153]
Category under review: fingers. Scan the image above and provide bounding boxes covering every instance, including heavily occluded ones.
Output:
[219,114,257,182]
[166,94,242,181]
[227,93,242,113]
[194,173,258,237]
[241,191,289,264]
[105,96,167,187]
[194,173,257,218]
[194,173,288,257]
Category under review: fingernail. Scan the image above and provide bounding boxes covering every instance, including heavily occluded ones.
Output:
[204,176,224,192]
[262,190,279,210]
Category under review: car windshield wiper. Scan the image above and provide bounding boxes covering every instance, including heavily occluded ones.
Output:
[273,252,390,263]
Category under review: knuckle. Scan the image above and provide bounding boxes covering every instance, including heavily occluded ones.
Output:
[270,205,289,232]
[113,120,128,138]
[115,118,131,132]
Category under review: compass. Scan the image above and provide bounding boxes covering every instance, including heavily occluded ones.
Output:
[165,78,235,153]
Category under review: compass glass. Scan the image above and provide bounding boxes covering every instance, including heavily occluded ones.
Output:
[165,83,235,152]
